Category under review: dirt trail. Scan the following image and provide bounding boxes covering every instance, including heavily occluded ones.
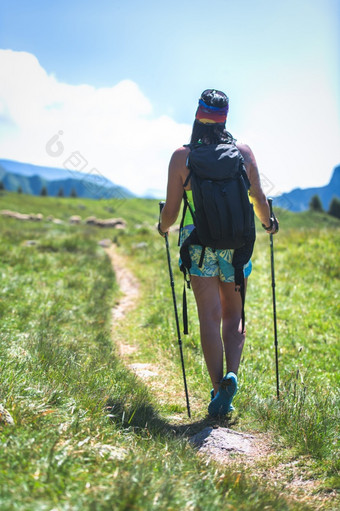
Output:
[104,243,337,509]
[105,244,159,380]
[105,244,140,323]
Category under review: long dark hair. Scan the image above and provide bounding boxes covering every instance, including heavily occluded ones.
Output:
[190,121,234,146]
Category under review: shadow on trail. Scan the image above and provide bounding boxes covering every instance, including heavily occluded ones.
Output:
[105,397,238,440]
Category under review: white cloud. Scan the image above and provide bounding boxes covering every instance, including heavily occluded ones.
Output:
[0,49,191,196]
[1,49,339,199]
[238,69,340,195]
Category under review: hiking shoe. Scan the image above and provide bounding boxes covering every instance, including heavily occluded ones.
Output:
[210,388,235,412]
[208,372,237,417]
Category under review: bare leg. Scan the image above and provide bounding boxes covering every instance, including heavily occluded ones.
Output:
[190,276,223,395]
[219,279,247,376]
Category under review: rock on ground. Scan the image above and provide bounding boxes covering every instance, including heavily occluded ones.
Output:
[190,427,256,460]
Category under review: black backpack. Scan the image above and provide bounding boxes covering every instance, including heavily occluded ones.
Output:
[179,142,256,333]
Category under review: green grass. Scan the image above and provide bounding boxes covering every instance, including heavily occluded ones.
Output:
[0,191,339,510]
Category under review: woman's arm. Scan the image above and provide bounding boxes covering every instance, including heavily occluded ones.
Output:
[159,147,189,233]
[237,143,278,232]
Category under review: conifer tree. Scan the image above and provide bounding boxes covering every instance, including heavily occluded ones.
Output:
[309,194,323,212]
[328,197,340,219]
[40,185,48,196]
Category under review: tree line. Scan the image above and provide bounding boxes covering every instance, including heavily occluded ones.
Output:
[309,194,340,219]
[0,182,78,198]
[0,181,339,219]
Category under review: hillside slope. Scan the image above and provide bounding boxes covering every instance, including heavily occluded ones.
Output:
[0,158,134,199]
[275,165,340,211]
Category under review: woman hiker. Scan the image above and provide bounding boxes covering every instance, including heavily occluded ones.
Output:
[158,89,278,417]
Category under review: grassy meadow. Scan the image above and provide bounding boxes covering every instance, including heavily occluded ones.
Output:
[0,191,339,510]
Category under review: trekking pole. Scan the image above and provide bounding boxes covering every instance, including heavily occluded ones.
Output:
[268,198,280,400]
[159,201,191,418]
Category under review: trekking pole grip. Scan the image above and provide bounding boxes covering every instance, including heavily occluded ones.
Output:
[268,197,273,216]
[267,197,279,233]
[158,201,167,237]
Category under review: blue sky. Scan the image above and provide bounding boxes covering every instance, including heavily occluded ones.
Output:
[0,0,339,196]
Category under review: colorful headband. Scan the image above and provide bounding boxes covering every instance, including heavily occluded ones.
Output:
[195,98,229,125]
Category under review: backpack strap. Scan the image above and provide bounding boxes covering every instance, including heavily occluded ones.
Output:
[183,168,192,188]
[234,267,246,334]
[180,237,191,336]
[178,186,196,247]
[198,246,206,268]
[178,191,188,246]
[232,236,255,334]
[177,149,193,246]
[179,229,200,336]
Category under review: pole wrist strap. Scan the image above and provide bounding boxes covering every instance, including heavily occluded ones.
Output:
[158,222,167,237]
[262,217,274,231]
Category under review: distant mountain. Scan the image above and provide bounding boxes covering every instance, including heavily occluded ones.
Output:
[0,159,134,199]
[143,188,166,199]
[274,165,340,211]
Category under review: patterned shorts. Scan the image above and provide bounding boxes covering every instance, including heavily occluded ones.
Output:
[179,226,252,283]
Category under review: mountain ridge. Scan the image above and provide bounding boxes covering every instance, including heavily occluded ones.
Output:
[274,165,340,211]
[0,158,339,208]
[0,158,134,199]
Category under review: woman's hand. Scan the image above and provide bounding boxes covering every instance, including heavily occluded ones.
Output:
[157,222,168,237]
[262,216,279,234]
